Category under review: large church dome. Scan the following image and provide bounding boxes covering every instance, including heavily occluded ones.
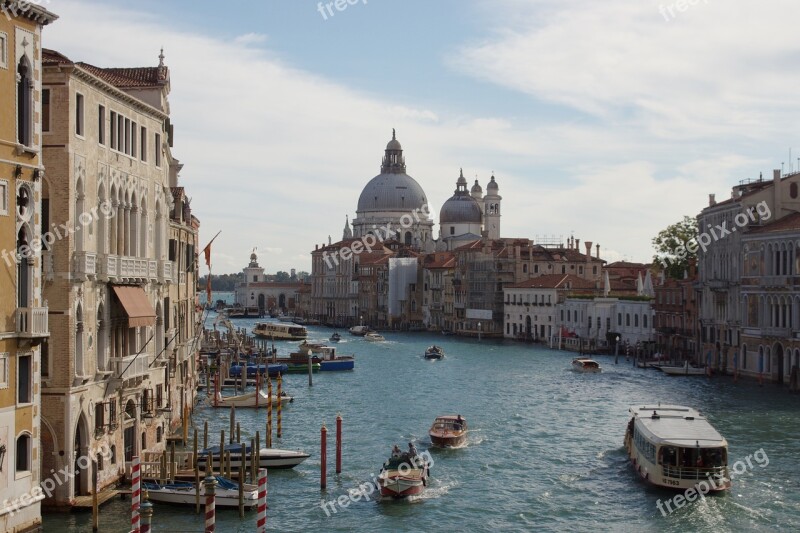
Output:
[356,130,428,213]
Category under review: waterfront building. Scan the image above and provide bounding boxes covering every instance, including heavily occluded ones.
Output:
[653,262,698,362]
[421,252,456,331]
[557,295,655,351]
[697,169,800,377]
[166,185,200,439]
[0,4,57,529]
[40,49,182,506]
[739,211,800,384]
[234,251,303,315]
[503,274,597,341]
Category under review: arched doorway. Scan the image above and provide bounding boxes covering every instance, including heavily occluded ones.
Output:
[258,294,266,314]
[278,294,286,310]
[74,414,89,497]
[525,316,532,340]
[40,418,59,503]
[773,342,785,384]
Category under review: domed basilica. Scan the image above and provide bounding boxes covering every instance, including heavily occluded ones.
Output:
[343,131,502,251]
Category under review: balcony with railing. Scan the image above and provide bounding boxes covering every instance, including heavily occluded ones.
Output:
[73,251,97,279]
[16,307,49,339]
[159,260,173,283]
[99,255,160,283]
[113,353,152,380]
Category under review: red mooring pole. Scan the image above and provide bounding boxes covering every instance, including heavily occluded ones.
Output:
[335,415,342,474]
[320,424,327,489]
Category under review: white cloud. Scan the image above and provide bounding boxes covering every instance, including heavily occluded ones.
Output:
[42,0,798,275]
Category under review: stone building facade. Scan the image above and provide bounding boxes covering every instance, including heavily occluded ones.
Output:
[40,49,185,506]
[0,4,57,530]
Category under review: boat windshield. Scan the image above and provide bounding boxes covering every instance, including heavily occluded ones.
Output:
[432,419,465,431]
[659,445,728,480]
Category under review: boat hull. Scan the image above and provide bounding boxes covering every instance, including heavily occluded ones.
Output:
[198,448,310,470]
[320,359,355,371]
[215,390,293,408]
[143,484,258,508]
[429,432,467,448]
[659,365,707,376]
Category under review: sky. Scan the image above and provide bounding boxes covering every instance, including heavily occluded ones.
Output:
[42,0,800,274]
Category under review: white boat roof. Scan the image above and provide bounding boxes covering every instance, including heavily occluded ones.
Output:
[629,405,727,448]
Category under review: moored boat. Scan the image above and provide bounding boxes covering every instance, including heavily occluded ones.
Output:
[429,415,467,448]
[424,345,445,360]
[253,322,308,340]
[572,358,601,373]
[214,390,293,408]
[142,476,258,508]
[378,452,429,499]
[624,404,730,491]
[229,363,288,378]
[658,361,707,376]
[198,443,310,470]
[364,332,385,342]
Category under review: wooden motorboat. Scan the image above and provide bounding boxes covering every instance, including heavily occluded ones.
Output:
[378,453,429,499]
[429,415,467,448]
[364,332,385,342]
[198,444,310,470]
[424,345,445,360]
[329,332,342,342]
[142,476,258,508]
[572,358,601,373]
[349,325,369,336]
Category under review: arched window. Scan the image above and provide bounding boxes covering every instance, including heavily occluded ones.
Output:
[404,231,412,246]
[626,314,631,327]
[141,432,147,453]
[156,426,163,443]
[76,304,84,377]
[634,314,639,327]
[97,304,107,372]
[16,433,31,472]
[17,56,33,146]
[618,313,622,326]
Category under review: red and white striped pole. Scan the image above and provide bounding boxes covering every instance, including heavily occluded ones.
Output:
[204,475,217,532]
[256,468,268,532]
[131,456,141,533]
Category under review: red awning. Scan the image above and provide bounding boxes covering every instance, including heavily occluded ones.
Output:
[112,286,156,327]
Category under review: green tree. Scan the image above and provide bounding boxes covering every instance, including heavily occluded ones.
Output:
[652,216,698,279]
[274,271,291,282]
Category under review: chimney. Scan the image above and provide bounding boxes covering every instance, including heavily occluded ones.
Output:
[585,241,592,262]
[774,168,782,219]
[595,243,600,259]
[709,194,716,206]
[575,238,580,252]
[315,244,319,250]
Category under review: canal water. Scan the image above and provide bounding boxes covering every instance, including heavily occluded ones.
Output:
[45,321,800,532]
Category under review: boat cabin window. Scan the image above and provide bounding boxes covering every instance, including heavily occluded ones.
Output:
[659,446,726,468]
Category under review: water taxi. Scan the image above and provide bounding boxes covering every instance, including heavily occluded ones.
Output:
[349,325,370,336]
[364,332,385,342]
[379,451,429,499]
[252,322,308,340]
[624,404,730,491]
[572,358,601,373]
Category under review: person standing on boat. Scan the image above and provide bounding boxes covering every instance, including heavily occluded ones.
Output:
[408,442,418,457]
[392,444,402,457]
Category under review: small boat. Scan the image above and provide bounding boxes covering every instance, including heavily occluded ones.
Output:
[253,322,308,340]
[298,341,329,353]
[349,325,370,336]
[378,452,429,499]
[214,390,293,408]
[316,346,355,371]
[424,345,445,360]
[429,415,467,448]
[364,332,385,342]
[572,358,601,373]
[329,332,342,342]
[440,329,454,336]
[658,361,707,376]
[229,363,287,378]
[198,443,310,470]
[624,405,730,491]
[142,476,258,508]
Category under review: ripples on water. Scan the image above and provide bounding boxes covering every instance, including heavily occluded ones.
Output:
[44,324,800,532]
